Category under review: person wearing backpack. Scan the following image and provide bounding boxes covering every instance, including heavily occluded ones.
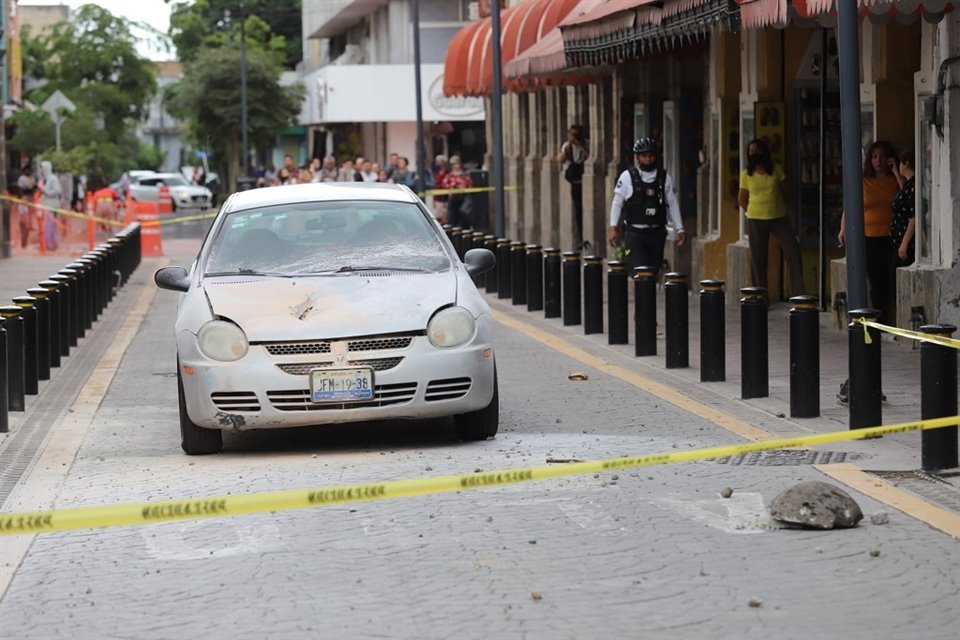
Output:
[558,124,589,249]
[607,137,686,275]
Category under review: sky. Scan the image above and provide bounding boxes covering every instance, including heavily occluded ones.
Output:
[19,0,176,60]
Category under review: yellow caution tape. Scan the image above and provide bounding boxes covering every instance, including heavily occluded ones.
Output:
[421,185,519,197]
[1,415,956,536]
[856,317,960,350]
[0,194,219,228]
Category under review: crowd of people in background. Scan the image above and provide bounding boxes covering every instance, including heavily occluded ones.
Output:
[251,152,475,225]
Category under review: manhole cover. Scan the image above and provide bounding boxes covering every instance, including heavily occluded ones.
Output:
[704,450,859,466]
[867,470,960,511]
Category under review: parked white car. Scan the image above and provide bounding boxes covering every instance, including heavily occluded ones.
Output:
[154,182,498,454]
[130,172,213,213]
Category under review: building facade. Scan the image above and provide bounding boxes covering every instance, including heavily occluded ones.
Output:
[297,0,487,175]
[445,0,960,327]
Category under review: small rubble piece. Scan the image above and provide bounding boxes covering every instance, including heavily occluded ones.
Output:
[870,512,890,525]
[769,481,863,529]
[869,549,881,557]
[720,487,734,499]
[748,598,763,608]
[546,458,584,464]
[531,592,543,601]
[567,372,589,381]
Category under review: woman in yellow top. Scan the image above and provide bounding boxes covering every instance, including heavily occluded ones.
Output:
[738,138,805,296]
[838,140,899,324]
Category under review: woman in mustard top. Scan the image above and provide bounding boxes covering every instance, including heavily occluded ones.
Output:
[838,140,899,324]
[738,138,805,296]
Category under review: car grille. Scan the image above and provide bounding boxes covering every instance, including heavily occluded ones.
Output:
[191,195,209,202]
[262,334,416,356]
[266,382,418,411]
[277,358,403,375]
[424,377,472,402]
[210,391,260,412]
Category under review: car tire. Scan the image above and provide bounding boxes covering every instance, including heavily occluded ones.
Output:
[178,368,222,455]
[454,366,499,441]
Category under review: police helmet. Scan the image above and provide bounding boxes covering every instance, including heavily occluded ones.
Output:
[633,137,657,154]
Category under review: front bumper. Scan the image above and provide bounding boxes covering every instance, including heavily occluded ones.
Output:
[178,333,496,431]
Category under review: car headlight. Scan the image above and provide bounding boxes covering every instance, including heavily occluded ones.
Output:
[177,189,190,200]
[197,320,248,361]
[427,307,476,348]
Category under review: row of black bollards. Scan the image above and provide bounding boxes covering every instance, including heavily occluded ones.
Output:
[443,227,958,471]
[0,224,142,433]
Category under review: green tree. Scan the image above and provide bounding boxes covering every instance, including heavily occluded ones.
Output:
[12,5,162,179]
[168,0,302,69]
[165,44,304,190]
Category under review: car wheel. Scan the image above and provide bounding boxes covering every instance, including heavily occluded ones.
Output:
[454,366,499,441]
[178,368,222,455]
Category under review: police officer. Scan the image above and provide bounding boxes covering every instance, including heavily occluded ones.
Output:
[607,137,686,274]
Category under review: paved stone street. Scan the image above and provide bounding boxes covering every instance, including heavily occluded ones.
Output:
[0,241,957,640]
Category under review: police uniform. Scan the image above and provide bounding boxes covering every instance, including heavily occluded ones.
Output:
[609,165,684,274]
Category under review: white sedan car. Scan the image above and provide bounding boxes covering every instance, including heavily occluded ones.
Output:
[155,182,498,454]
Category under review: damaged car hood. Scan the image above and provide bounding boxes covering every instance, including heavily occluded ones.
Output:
[202,272,458,340]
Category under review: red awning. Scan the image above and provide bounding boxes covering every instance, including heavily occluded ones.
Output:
[443,20,487,97]
[737,0,953,28]
[504,0,609,80]
[443,0,581,97]
[559,0,661,41]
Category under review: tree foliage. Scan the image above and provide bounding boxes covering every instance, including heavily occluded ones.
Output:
[12,5,160,178]
[165,44,304,189]
[168,0,302,69]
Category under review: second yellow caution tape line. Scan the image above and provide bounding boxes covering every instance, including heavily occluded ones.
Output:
[1,415,957,536]
[855,317,960,350]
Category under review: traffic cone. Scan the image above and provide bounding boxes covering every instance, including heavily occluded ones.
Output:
[137,200,164,257]
[158,184,173,215]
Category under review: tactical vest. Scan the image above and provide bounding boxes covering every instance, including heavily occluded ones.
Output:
[623,167,667,227]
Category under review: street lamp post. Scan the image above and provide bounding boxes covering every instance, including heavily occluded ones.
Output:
[412,0,426,196]
[240,0,249,179]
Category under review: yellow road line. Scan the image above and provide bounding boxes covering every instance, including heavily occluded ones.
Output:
[491,308,777,442]
[815,463,960,538]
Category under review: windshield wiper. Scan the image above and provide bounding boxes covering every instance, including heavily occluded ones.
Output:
[205,269,285,277]
[335,265,426,273]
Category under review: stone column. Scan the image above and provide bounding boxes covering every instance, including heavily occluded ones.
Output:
[539,88,562,249]
[583,78,612,255]
[505,93,526,241]
[523,92,543,244]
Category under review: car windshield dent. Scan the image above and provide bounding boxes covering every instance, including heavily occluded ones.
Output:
[203,200,451,277]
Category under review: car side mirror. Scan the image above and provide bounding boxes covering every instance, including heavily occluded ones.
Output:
[464,248,495,276]
[154,266,190,292]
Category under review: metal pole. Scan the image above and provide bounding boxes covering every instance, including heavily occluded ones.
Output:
[562,251,581,326]
[0,307,25,412]
[510,241,526,306]
[819,27,828,311]
[607,262,628,345]
[740,287,769,399]
[497,238,512,299]
[490,2,506,238]
[543,248,561,318]
[583,256,603,334]
[634,266,657,356]
[412,0,427,196]
[838,0,866,310]
[920,324,958,470]
[240,0,249,179]
[664,273,689,369]
[526,245,543,312]
[0,99,9,259]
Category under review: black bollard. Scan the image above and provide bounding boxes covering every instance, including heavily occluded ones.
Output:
[562,251,581,326]
[0,318,6,432]
[472,232,487,288]
[450,227,463,259]
[62,266,87,338]
[699,280,725,382]
[790,295,820,418]
[13,297,39,396]
[511,241,527,306]
[443,224,454,245]
[740,287,769,399]
[526,245,543,312]
[28,287,53,382]
[50,274,73,353]
[484,235,499,294]
[1,307,25,412]
[496,239,512,299]
[75,258,98,325]
[847,309,882,429]
[583,256,603,334]
[543,248,561,318]
[920,324,958,470]
[39,280,62,368]
[607,261,628,345]
[634,266,658,357]
[664,273,689,369]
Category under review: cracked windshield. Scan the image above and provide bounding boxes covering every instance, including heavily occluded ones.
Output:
[204,200,451,276]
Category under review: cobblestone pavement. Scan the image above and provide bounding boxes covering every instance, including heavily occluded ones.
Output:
[0,244,957,640]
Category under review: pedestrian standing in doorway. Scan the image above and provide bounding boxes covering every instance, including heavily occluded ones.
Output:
[607,138,686,276]
[738,138,805,297]
[558,124,589,249]
[890,149,916,267]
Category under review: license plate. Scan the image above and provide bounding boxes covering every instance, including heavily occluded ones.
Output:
[310,367,374,402]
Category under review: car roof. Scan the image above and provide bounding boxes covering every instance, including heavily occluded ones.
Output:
[226,182,420,210]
